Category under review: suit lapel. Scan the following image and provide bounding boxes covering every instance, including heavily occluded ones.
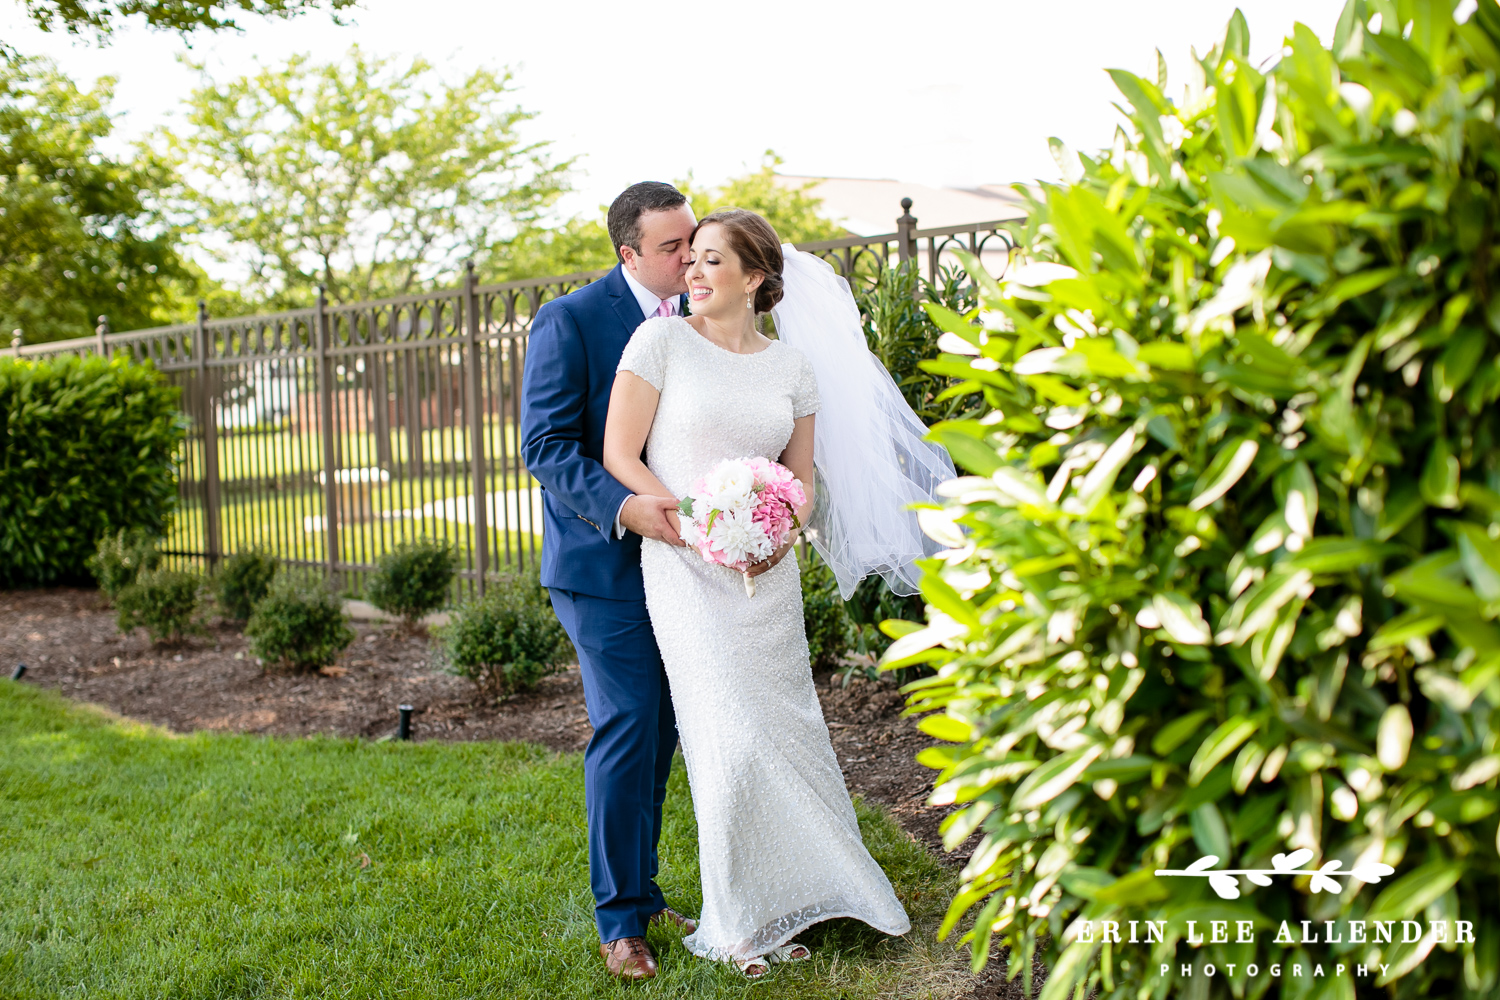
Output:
[605,266,647,339]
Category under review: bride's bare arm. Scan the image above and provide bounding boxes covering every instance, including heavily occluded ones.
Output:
[748,414,816,578]
[780,414,816,525]
[603,371,685,543]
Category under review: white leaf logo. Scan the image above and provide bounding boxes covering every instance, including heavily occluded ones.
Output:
[1350,862,1396,883]
[1208,873,1241,899]
[1309,874,1341,894]
[1157,846,1395,895]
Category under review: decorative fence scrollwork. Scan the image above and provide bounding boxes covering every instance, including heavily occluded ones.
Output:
[14,202,1021,596]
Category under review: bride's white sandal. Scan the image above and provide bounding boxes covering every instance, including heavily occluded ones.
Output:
[766,943,811,964]
[732,954,771,978]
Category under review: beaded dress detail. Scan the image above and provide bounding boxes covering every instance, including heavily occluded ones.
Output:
[616,316,911,962]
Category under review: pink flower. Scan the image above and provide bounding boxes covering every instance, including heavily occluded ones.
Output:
[677,456,804,574]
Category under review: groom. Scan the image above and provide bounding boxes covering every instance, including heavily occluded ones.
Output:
[520,181,696,980]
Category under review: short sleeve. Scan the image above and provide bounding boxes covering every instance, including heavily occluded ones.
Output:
[616,317,673,391]
[791,348,821,418]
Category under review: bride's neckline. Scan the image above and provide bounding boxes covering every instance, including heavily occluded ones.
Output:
[673,315,777,357]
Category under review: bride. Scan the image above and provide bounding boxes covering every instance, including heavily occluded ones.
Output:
[601,208,953,976]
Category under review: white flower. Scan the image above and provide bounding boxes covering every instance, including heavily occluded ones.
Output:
[708,509,771,565]
[700,461,757,514]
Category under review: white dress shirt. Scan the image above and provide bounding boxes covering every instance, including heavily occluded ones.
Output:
[621,266,678,323]
[612,267,680,538]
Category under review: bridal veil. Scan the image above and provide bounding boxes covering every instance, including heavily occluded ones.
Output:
[770,247,956,600]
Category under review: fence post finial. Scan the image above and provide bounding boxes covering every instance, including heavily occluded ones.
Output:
[95,315,110,358]
[10,330,20,357]
[897,198,917,265]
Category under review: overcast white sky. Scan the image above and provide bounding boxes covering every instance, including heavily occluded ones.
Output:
[3,0,1346,218]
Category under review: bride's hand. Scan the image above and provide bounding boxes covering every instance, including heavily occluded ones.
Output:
[746,535,797,578]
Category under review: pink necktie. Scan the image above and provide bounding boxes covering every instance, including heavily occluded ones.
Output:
[655,299,674,318]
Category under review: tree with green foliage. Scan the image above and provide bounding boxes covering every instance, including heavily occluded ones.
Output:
[490,152,849,282]
[20,0,355,38]
[683,151,848,246]
[156,47,576,308]
[893,5,1500,998]
[487,215,617,283]
[0,55,188,344]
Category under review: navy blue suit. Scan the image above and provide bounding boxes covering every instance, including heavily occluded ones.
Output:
[520,265,685,943]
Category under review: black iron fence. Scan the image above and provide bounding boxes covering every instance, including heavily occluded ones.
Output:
[13,201,1017,596]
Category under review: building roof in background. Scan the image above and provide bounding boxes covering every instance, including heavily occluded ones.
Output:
[775,175,1027,236]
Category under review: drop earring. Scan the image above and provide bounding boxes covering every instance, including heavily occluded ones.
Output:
[746,294,753,311]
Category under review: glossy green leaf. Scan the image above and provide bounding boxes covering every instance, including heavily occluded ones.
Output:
[1368,607,1446,650]
[1366,862,1464,922]
[928,427,1004,476]
[1421,436,1461,509]
[1152,710,1212,756]
[1189,438,1259,510]
[1188,715,1261,786]
[1136,341,1195,371]
[1058,867,1116,900]
[1289,537,1397,574]
[1190,802,1232,861]
[1011,746,1104,810]
[1456,523,1500,603]
[918,714,974,743]
[1091,868,1171,905]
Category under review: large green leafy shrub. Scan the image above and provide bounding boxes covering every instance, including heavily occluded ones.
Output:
[436,567,573,699]
[0,354,183,587]
[891,5,1500,998]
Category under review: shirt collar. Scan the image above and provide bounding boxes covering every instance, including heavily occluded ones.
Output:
[620,266,676,321]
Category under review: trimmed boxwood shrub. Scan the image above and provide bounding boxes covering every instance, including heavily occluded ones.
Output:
[115,569,202,644]
[894,7,1500,998]
[212,549,279,622]
[86,527,161,603]
[436,567,573,699]
[365,539,457,628]
[0,354,183,587]
[245,578,354,674]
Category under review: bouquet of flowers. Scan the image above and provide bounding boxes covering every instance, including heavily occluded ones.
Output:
[677,456,806,597]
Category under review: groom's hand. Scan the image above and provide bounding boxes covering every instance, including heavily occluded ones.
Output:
[747,537,797,578]
[621,495,686,546]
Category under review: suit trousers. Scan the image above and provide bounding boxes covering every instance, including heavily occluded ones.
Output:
[548,588,678,943]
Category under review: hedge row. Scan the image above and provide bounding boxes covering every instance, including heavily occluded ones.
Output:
[0,354,183,587]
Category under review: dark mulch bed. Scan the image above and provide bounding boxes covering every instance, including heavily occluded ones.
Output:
[2,586,1039,999]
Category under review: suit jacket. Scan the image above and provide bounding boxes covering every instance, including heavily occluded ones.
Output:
[520,264,685,600]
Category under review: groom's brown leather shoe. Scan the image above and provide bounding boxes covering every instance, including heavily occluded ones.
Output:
[650,906,699,935]
[600,936,658,979]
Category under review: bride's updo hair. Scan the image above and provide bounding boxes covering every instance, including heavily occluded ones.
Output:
[692,209,785,314]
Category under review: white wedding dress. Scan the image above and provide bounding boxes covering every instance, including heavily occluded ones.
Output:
[617,315,911,962]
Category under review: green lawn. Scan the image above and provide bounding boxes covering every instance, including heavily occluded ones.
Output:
[0,682,963,999]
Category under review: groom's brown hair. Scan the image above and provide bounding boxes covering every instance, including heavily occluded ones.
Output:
[607,181,689,262]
